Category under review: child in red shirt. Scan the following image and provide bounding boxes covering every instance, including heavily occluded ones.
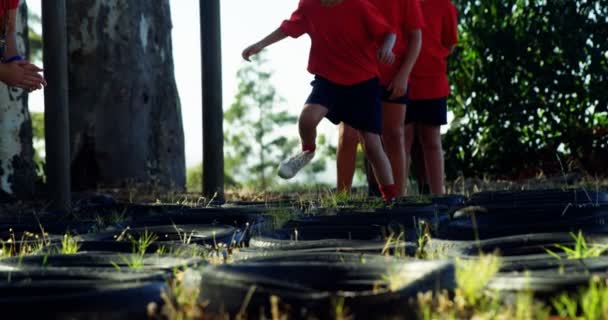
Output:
[242,0,400,201]
[0,0,45,90]
[405,0,458,195]
[336,0,425,196]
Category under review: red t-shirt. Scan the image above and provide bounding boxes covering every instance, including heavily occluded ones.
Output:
[280,0,393,86]
[373,0,425,86]
[0,0,19,15]
[409,0,458,100]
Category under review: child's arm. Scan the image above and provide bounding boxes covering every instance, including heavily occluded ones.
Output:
[388,29,421,99]
[243,1,307,62]
[3,8,20,60]
[242,28,288,62]
[377,33,397,65]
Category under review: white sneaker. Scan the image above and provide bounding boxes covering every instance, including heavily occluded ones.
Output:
[278,151,315,179]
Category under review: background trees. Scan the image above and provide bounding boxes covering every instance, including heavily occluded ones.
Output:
[445,0,608,179]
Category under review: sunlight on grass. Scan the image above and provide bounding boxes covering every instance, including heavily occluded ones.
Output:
[60,233,80,255]
[545,230,608,260]
[455,254,502,306]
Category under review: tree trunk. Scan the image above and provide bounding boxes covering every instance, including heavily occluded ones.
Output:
[0,3,36,200]
[66,0,185,191]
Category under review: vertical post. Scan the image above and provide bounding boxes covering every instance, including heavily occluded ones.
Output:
[42,0,71,211]
[200,0,224,201]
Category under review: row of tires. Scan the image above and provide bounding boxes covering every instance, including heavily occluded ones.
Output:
[0,188,607,318]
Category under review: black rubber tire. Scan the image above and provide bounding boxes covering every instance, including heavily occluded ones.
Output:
[231,251,415,264]
[0,252,202,273]
[0,269,165,319]
[249,225,419,251]
[199,256,454,318]
[444,204,608,240]
[286,205,447,229]
[488,257,608,296]
[467,188,608,207]
[234,241,417,261]
[83,224,240,246]
[129,207,269,226]
[440,233,608,271]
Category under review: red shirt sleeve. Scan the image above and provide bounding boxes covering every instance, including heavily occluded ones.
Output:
[404,0,425,32]
[441,2,458,48]
[360,0,393,41]
[280,0,308,39]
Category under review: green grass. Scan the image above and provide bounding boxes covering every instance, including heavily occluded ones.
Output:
[0,228,50,259]
[148,269,204,319]
[552,276,608,320]
[59,233,80,255]
[455,254,502,306]
[545,230,608,260]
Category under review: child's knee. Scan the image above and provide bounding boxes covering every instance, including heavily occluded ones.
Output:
[360,132,383,153]
[382,125,404,143]
[339,124,359,144]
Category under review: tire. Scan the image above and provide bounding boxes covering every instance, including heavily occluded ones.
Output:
[232,250,415,264]
[0,252,202,273]
[0,269,165,319]
[444,204,608,240]
[83,224,240,247]
[235,240,417,261]
[287,205,447,229]
[249,225,419,251]
[199,256,454,318]
[430,233,608,297]
[467,189,608,207]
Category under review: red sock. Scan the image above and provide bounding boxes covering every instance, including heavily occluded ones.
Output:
[379,184,398,201]
[302,144,316,153]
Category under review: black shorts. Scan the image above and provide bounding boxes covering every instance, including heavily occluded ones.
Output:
[405,97,448,125]
[306,76,382,134]
[381,86,408,104]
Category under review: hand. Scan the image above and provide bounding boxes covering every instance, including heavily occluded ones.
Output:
[387,72,408,100]
[4,60,46,91]
[242,43,263,61]
[377,45,395,65]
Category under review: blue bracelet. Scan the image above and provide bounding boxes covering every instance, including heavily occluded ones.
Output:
[3,55,23,63]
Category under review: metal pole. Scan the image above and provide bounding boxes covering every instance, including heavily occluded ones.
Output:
[42,0,71,212]
[200,0,224,201]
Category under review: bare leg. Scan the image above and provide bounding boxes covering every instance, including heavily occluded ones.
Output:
[381,102,407,196]
[418,124,444,195]
[299,104,328,147]
[337,123,359,193]
[403,123,415,195]
[412,130,429,194]
[359,131,394,187]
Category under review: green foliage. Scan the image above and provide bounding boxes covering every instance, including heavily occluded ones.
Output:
[30,112,46,182]
[552,277,608,320]
[224,52,300,190]
[455,254,502,306]
[27,11,42,62]
[545,230,608,260]
[60,233,80,255]
[185,162,238,192]
[445,0,608,179]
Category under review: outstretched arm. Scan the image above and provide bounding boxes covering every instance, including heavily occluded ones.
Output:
[388,29,422,99]
[242,28,288,62]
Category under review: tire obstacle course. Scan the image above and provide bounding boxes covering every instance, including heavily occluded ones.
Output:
[1,188,608,318]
